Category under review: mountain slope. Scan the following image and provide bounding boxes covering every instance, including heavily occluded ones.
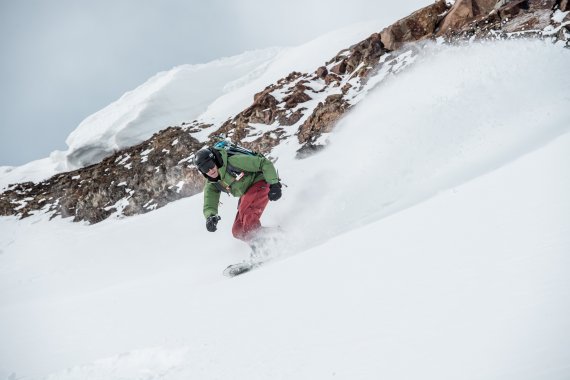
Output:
[0,48,283,187]
[0,17,405,190]
[1,0,568,224]
[0,39,569,379]
[1,95,569,380]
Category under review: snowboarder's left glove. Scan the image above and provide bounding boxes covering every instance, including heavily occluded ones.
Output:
[206,215,220,232]
[268,182,282,201]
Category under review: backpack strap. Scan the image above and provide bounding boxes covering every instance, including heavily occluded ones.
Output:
[205,148,249,194]
[213,181,230,194]
[226,163,245,179]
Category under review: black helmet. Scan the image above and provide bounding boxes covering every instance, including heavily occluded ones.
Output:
[194,147,223,174]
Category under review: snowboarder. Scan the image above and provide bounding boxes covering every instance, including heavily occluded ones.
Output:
[194,144,282,246]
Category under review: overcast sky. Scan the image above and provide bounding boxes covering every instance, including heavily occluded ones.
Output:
[0,0,428,166]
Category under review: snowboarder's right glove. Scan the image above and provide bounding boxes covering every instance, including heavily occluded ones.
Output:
[268,182,282,201]
[206,215,220,232]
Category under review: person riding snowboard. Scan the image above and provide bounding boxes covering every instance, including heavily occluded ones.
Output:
[194,144,282,244]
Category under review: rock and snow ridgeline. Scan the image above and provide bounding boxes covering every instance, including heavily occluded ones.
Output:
[0,0,569,224]
[1,4,570,378]
[1,36,569,380]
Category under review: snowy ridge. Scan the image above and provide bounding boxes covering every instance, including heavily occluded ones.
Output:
[0,19,395,191]
[0,20,428,223]
[1,39,569,379]
[0,49,282,189]
[65,48,283,168]
[196,20,393,126]
[2,0,569,224]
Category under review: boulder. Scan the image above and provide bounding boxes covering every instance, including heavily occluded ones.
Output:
[297,94,350,146]
[498,0,529,19]
[500,0,557,32]
[316,66,328,79]
[381,0,449,51]
[330,60,347,75]
[283,89,312,109]
[438,0,499,33]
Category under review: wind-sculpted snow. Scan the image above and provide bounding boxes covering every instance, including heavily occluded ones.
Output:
[0,49,283,189]
[64,48,283,169]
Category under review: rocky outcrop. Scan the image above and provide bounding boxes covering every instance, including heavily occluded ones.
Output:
[2,0,568,224]
[438,0,498,33]
[380,0,449,50]
[296,94,350,156]
[438,0,566,41]
[325,33,386,80]
[0,126,205,223]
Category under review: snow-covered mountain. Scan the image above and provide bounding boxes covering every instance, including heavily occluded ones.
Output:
[1,37,569,380]
[1,0,570,378]
[2,0,568,225]
[0,18,398,190]
[0,48,283,186]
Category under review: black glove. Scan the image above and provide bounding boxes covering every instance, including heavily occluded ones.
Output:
[206,215,220,232]
[268,182,282,201]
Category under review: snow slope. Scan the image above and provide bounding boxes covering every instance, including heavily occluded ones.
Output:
[1,40,569,379]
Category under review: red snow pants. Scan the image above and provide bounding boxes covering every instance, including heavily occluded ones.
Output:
[232,180,270,242]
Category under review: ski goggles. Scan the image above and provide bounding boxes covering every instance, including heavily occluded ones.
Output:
[197,158,216,173]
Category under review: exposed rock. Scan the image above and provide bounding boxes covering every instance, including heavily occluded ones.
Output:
[252,87,279,109]
[439,0,498,33]
[283,82,312,109]
[0,127,204,223]
[244,88,279,125]
[356,33,384,61]
[278,108,306,126]
[295,143,327,159]
[3,0,567,224]
[381,0,449,50]
[500,0,557,32]
[501,2,554,32]
[326,33,386,79]
[297,94,350,149]
[346,33,385,77]
[330,60,347,75]
[497,0,529,19]
[315,66,328,79]
[210,72,312,152]
[324,73,342,85]
[439,0,561,39]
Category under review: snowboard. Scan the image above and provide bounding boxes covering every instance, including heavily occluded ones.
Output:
[223,226,284,278]
[223,260,263,277]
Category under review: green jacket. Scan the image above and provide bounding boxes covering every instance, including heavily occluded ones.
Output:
[203,149,279,218]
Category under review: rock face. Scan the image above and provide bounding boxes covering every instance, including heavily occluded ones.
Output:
[438,0,499,33]
[296,94,351,157]
[0,127,205,223]
[438,0,565,40]
[380,0,449,50]
[1,0,568,224]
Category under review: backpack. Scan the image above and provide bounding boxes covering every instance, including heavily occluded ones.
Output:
[213,140,263,158]
[209,140,265,182]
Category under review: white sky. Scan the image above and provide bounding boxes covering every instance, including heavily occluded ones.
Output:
[0,0,430,166]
